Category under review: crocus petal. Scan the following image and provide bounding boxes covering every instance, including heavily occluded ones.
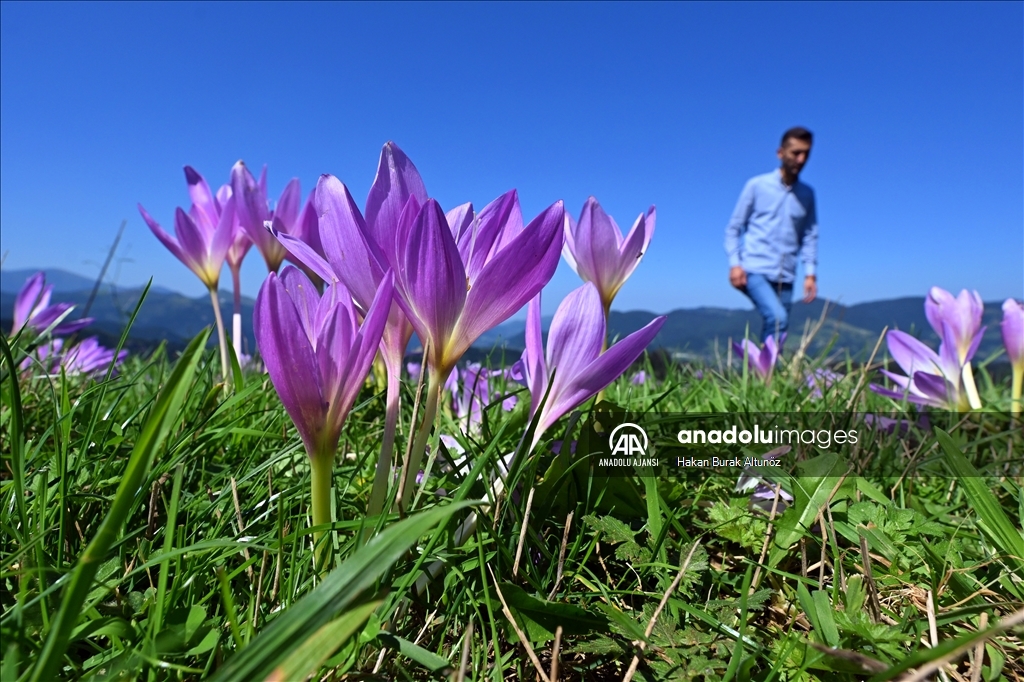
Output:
[608,210,650,300]
[393,199,466,371]
[465,190,520,280]
[407,362,422,382]
[761,334,779,377]
[232,161,284,271]
[925,287,984,363]
[274,229,336,286]
[1001,298,1024,367]
[140,204,187,264]
[209,196,236,272]
[522,293,547,414]
[275,179,302,230]
[278,266,321,344]
[911,371,954,408]
[320,272,394,433]
[13,272,45,331]
[316,174,386,310]
[254,272,326,455]
[184,166,219,232]
[446,202,475,248]
[449,201,564,363]
[886,330,944,378]
[574,197,621,295]
[561,212,579,274]
[545,284,605,396]
[173,208,218,285]
[51,316,94,336]
[537,315,665,436]
[365,142,428,266]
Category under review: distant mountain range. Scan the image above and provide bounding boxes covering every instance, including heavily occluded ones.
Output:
[0,267,1012,364]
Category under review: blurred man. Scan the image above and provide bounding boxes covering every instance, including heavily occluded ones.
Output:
[725,127,818,345]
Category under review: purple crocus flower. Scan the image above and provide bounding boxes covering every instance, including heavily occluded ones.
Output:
[805,367,842,399]
[732,334,781,382]
[273,144,426,515]
[10,272,93,336]
[563,197,655,313]
[520,283,666,450]
[630,370,648,385]
[58,337,128,376]
[925,287,985,364]
[140,167,237,381]
[254,266,393,544]
[21,337,126,378]
[925,287,985,408]
[1002,298,1023,413]
[231,161,290,273]
[139,172,236,290]
[389,191,565,381]
[869,329,965,410]
[450,363,517,434]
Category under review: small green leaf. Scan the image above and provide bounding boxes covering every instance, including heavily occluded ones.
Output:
[377,632,451,673]
[266,600,381,682]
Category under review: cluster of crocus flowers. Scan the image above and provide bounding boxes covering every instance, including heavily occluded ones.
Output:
[139,168,237,381]
[10,272,125,377]
[273,144,426,515]
[1002,298,1024,413]
[563,197,655,318]
[805,367,842,399]
[10,272,93,337]
[253,266,393,564]
[278,143,566,509]
[23,337,127,378]
[733,334,782,383]
[518,283,665,452]
[450,363,517,434]
[870,287,985,410]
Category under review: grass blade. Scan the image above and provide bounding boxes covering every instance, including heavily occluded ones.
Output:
[209,500,473,682]
[28,328,211,682]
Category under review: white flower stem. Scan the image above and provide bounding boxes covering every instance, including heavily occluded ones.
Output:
[961,363,982,410]
[1011,365,1022,414]
[207,286,230,385]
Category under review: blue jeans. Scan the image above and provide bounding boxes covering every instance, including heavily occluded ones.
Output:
[742,273,793,344]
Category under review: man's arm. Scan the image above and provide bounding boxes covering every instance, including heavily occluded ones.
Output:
[725,180,754,289]
[800,192,818,302]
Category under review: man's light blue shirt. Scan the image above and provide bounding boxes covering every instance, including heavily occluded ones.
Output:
[724,170,818,283]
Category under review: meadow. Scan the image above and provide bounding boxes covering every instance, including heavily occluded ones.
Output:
[2,142,1022,681]
[2,304,1022,680]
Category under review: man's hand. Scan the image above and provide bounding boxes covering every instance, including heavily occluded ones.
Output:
[803,275,817,303]
[729,266,747,290]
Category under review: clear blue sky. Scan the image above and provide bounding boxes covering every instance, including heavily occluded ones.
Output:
[2,1,1021,315]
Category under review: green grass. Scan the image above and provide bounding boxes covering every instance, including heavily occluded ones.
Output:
[1,324,1022,681]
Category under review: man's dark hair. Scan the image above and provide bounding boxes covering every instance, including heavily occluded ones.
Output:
[781,126,813,147]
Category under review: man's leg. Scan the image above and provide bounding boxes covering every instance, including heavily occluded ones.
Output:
[743,273,790,343]
[773,279,794,347]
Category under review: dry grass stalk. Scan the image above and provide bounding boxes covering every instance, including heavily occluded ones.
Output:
[898,608,1024,682]
[621,541,703,682]
[454,620,473,682]
[489,567,551,682]
[548,511,574,600]
[513,487,537,578]
[550,625,563,681]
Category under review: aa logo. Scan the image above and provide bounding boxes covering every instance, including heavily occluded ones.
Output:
[608,423,649,457]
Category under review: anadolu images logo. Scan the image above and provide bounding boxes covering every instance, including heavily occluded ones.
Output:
[608,423,649,457]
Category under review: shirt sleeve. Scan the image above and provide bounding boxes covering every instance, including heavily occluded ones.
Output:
[724,180,754,268]
[799,190,818,276]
